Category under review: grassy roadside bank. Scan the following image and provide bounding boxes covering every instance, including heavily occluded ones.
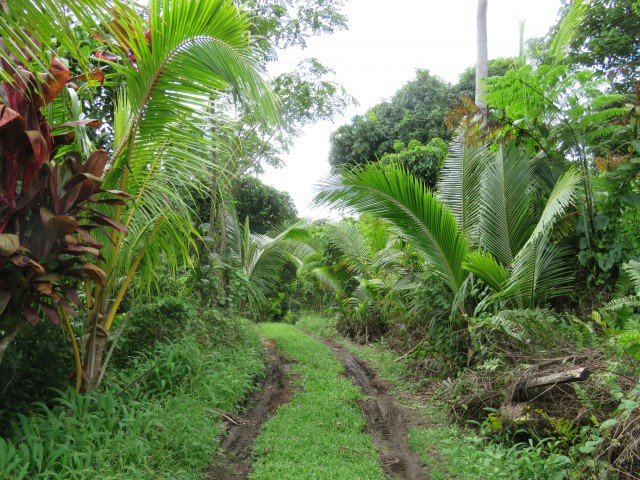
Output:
[297,314,574,480]
[0,317,264,479]
[251,323,384,480]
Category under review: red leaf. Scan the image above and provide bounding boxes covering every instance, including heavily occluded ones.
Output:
[83,149,108,176]
[68,67,105,85]
[23,305,39,326]
[101,189,134,199]
[0,105,23,130]
[94,198,127,207]
[67,263,106,286]
[60,286,82,307]
[75,228,103,249]
[42,57,71,105]
[89,215,128,233]
[58,298,76,317]
[39,302,61,325]
[45,215,79,236]
[24,130,50,168]
[53,119,103,129]
[94,50,119,62]
[35,282,53,296]
[53,132,76,146]
[62,245,100,257]
[9,256,45,273]
[64,172,103,192]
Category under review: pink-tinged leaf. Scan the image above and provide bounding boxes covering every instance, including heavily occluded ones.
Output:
[60,286,82,307]
[39,302,61,325]
[0,290,11,315]
[101,189,134,199]
[0,105,23,130]
[23,305,39,326]
[58,298,76,317]
[42,57,71,105]
[62,245,100,257]
[83,150,108,176]
[75,228,102,249]
[0,233,20,256]
[67,263,106,286]
[24,130,50,168]
[64,172,103,191]
[33,273,61,283]
[45,215,79,236]
[94,198,127,207]
[53,119,102,129]
[89,215,128,233]
[68,67,105,85]
[94,50,119,62]
[9,256,45,273]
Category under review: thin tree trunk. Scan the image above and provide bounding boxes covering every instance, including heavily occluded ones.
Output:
[476,0,489,110]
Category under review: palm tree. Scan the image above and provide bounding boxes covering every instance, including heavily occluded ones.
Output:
[2,0,279,391]
[315,141,581,322]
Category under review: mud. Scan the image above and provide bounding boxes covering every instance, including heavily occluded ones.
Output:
[207,341,293,480]
[323,338,429,480]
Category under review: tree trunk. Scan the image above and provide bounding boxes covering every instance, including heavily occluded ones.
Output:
[476,0,489,109]
[80,291,109,392]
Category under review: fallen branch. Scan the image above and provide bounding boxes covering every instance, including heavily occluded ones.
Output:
[517,367,591,400]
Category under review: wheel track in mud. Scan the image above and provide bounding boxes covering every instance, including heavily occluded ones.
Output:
[206,341,294,480]
[208,333,428,480]
[321,337,429,480]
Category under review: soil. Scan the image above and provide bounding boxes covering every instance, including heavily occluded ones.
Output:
[322,338,429,480]
[206,340,294,480]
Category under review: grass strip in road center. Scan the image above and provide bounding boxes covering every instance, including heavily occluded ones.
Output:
[251,323,385,480]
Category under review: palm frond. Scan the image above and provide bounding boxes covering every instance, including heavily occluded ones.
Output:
[528,167,581,243]
[480,144,534,265]
[315,163,469,297]
[504,235,574,308]
[549,0,587,66]
[437,138,488,243]
[463,251,509,293]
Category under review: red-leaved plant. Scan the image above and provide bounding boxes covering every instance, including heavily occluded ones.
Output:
[0,41,127,363]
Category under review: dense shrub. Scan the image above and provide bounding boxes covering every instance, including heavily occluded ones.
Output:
[0,323,72,435]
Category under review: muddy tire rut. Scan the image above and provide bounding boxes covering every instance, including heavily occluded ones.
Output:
[207,341,293,480]
[322,338,429,480]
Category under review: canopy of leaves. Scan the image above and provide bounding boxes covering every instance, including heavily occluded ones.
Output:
[328,69,454,169]
[234,176,299,234]
[536,0,640,92]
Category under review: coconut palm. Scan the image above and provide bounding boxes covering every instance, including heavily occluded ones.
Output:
[2,0,279,390]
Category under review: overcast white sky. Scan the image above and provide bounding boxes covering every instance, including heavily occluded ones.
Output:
[261,0,563,219]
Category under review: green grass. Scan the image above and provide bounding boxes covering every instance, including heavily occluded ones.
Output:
[0,317,265,479]
[296,314,573,480]
[251,323,385,480]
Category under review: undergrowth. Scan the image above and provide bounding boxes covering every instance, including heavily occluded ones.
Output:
[0,314,264,479]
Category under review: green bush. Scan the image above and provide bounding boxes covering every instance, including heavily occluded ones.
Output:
[0,323,72,435]
[112,296,197,367]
